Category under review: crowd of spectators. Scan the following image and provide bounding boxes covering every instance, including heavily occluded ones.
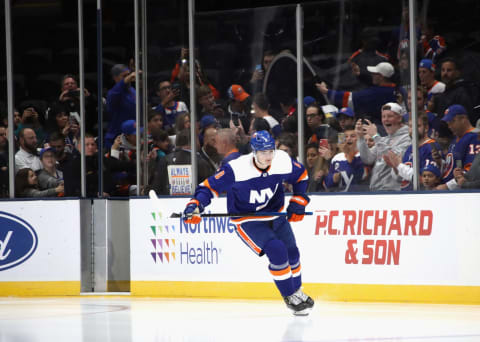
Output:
[1,15,480,199]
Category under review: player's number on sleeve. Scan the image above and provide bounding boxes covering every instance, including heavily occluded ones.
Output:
[468,144,480,155]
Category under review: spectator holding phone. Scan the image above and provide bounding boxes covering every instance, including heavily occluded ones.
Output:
[249,50,276,94]
[15,103,46,147]
[154,79,189,132]
[105,64,139,149]
[356,102,411,191]
[57,74,96,133]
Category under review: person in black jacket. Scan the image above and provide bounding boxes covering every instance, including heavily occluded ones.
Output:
[164,128,212,194]
[63,134,135,197]
[431,58,476,124]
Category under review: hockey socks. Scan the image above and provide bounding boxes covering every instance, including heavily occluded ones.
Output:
[264,239,295,297]
[288,247,302,291]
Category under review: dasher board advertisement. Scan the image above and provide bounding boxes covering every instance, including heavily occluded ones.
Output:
[130,193,480,286]
[0,200,81,294]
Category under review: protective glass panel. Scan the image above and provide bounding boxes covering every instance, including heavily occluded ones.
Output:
[0,3,7,198]
[144,1,191,196]
[302,0,412,193]
[194,4,298,190]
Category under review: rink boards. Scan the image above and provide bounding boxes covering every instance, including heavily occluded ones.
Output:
[130,193,480,304]
[1,193,480,304]
[0,200,81,295]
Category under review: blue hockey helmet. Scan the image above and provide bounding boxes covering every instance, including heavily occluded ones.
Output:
[250,130,275,152]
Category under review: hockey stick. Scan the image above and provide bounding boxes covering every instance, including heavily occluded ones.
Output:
[170,212,314,218]
[148,190,313,218]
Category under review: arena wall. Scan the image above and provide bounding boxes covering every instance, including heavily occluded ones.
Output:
[0,200,81,295]
[130,193,480,304]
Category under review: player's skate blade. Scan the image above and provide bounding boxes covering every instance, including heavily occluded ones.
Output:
[293,288,315,308]
[284,293,311,316]
[292,307,312,316]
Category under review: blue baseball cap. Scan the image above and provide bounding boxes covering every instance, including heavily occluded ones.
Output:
[419,59,435,72]
[303,96,316,107]
[337,107,355,118]
[200,115,218,130]
[422,164,441,178]
[442,104,467,122]
[121,120,143,135]
[39,147,56,159]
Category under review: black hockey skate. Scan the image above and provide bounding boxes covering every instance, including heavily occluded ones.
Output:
[283,288,314,316]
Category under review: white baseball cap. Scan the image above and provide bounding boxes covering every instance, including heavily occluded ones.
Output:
[367,62,394,78]
[382,102,403,115]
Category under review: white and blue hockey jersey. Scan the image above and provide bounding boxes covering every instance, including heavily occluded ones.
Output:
[442,129,480,183]
[193,150,308,223]
[399,138,440,191]
[324,152,367,192]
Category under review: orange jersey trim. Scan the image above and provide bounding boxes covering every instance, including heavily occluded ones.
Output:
[201,179,219,197]
[236,225,262,255]
[296,169,308,183]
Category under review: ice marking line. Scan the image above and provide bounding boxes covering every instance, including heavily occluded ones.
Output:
[0,303,129,321]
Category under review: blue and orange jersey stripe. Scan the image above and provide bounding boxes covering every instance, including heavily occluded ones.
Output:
[296,169,308,183]
[235,225,262,255]
[201,179,219,197]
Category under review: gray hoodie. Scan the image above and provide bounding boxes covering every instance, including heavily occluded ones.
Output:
[357,125,411,191]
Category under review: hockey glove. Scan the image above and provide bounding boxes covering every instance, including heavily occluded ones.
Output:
[183,199,203,224]
[287,194,310,222]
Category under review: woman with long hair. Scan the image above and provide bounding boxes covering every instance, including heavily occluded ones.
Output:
[15,168,64,198]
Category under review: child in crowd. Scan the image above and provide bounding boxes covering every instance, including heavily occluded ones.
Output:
[15,168,64,198]
[421,164,441,190]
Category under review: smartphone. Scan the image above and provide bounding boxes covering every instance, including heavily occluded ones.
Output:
[456,160,463,169]
[68,90,80,97]
[319,139,329,148]
[172,82,181,92]
[255,64,262,71]
[231,113,239,127]
[338,132,345,144]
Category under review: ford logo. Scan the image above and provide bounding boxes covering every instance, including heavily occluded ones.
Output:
[0,212,38,271]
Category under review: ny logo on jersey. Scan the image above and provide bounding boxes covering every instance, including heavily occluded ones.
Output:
[339,171,354,192]
[249,184,279,210]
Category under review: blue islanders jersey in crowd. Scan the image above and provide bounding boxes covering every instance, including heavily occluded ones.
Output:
[442,129,480,183]
[154,101,188,129]
[193,150,308,223]
[400,138,439,191]
[327,84,397,122]
[324,152,366,192]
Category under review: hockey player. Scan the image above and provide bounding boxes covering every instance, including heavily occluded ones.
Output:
[182,130,314,315]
